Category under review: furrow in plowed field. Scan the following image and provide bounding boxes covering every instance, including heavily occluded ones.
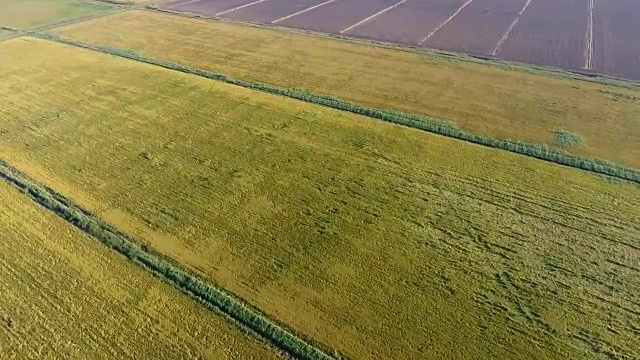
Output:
[163,0,258,16]
[421,0,527,56]
[275,0,399,34]
[344,0,469,45]
[225,0,333,23]
[1,37,639,359]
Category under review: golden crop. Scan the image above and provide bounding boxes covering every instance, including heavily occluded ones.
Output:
[55,10,640,168]
[1,37,638,359]
[0,174,286,360]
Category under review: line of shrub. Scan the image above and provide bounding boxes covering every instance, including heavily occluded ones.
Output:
[34,33,640,184]
[0,159,336,360]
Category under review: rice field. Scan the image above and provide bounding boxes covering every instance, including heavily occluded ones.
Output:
[0,170,287,360]
[0,0,111,29]
[1,37,639,359]
[53,10,640,169]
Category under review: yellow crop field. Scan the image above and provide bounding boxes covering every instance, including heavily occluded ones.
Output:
[54,10,640,168]
[0,177,286,359]
[0,0,111,29]
[1,37,639,359]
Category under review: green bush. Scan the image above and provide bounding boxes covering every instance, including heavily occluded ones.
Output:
[552,128,585,147]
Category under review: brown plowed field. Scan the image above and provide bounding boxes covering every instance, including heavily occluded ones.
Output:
[345,0,468,45]
[423,0,526,56]
[277,0,398,33]
[224,0,328,23]
[592,0,640,80]
[497,0,589,70]
[165,0,258,16]
[158,0,640,80]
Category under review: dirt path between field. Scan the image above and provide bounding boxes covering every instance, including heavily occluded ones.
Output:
[492,0,532,56]
[419,0,476,45]
[585,0,594,69]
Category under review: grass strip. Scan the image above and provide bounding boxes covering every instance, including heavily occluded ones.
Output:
[0,158,336,360]
[32,32,640,184]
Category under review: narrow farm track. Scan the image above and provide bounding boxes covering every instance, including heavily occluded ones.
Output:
[419,0,476,45]
[0,159,335,360]
[492,0,532,56]
[271,0,337,24]
[216,0,270,16]
[0,30,20,42]
[173,0,207,7]
[340,0,409,34]
[585,0,594,69]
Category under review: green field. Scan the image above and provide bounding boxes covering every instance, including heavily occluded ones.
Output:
[0,168,287,360]
[1,37,638,359]
[54,10,640,169]
[0,0,111,29]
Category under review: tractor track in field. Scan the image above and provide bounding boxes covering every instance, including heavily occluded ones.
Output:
[585,0,595,69]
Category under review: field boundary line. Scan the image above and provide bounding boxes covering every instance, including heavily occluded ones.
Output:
[271,0,336,24]
[419,0,476,45]
[171,0,207,8]
[0,27,20,42]
[81,0,133,7]
[147,6,213,19]
[585,0,594,69]
[492,0,532,56]
[0,158,338,360]
[340,0,409,34]
[0,32,22,43]
[216,0,270,16]
[32,33,640,184]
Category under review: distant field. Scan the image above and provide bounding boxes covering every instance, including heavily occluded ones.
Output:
[0,0,111,29]
[154,0,639,80]
[0,176,286,359]
[497,0,589,70]
[54,10,640,168]
[1,37,639,360]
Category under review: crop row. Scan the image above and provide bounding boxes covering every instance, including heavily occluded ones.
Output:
[34,33,640,184]
[0,159,336,360]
